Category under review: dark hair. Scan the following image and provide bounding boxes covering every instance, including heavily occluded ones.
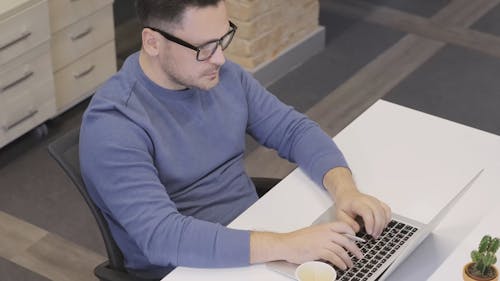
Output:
[136,0,222,29]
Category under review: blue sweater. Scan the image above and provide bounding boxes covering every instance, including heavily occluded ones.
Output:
[80,52,347,276]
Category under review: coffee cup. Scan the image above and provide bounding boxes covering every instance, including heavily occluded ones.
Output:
[295,261,337,281]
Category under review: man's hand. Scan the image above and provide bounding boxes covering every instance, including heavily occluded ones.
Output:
[323,167,392,239]
[334,189,391,238]
[250,221,363,270]
[249,167,390,269]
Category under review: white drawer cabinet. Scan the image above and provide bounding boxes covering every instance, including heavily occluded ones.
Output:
[54,41,116,112]
[0,0,56,148]
[51,4,115,71]
[0,42,54,105]
[49,1,116,113]
[48,0,113,33]
[0,0,50,66]
[0,0,117,148]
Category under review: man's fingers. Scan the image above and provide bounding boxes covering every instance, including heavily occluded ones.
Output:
[327,223,364,267]
[336,211,361,233]
[351,197,391,238]
[282,222,367,268]
[353,202,375,235]
[331,232,363,259]
[371,201,386,237]
[321,248,348,270]
[375,200,392,237]
[372,201,392,237]
[382,201,392,222]
[322,238,360,270]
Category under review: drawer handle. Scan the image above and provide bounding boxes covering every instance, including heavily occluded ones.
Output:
[70,27,93,41]
[1,71,34,93]
[3,110,38,132]
[73,65,95,79]
[0,31,32,51]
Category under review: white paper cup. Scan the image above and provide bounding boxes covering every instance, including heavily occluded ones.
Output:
[295,261,337,281]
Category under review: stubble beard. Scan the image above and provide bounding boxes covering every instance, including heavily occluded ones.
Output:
[162,59,221,91]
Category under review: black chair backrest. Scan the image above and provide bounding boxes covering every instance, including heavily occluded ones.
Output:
[48,128,125,271]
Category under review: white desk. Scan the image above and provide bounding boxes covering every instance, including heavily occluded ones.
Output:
[162,100,500,281]
[427,202,500,280]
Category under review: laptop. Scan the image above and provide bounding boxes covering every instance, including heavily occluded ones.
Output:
[266,169,484,281]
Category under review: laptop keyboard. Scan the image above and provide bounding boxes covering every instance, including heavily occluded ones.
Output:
[335,220,418,281]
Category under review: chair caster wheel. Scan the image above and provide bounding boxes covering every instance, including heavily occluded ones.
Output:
[32,124,48,139]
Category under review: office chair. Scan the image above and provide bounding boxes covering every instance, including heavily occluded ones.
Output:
[48,128,154,281]
[48,128,279,281]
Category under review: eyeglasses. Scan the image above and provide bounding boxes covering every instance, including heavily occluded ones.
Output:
[145,21,237,61]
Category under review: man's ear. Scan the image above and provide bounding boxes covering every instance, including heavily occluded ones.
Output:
[142,28,161,56]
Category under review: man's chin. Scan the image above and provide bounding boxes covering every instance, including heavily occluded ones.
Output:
[198,76,220,90]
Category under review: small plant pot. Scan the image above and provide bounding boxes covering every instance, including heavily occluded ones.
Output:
[463,262,499,281]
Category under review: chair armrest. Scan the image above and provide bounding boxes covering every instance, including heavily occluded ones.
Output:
[251,177,281,197]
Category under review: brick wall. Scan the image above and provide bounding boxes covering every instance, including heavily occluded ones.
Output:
[225,0,320,70]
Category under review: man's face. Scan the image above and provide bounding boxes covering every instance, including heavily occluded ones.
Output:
[157,2,230,90]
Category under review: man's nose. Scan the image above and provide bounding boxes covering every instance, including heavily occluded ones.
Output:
[209,44,226,65]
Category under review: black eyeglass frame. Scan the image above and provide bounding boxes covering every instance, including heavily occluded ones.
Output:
[145,21,238,61]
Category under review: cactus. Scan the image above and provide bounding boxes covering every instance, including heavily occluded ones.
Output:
[469,235,500,278]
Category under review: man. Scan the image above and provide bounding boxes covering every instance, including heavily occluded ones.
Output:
[80,0,392,279]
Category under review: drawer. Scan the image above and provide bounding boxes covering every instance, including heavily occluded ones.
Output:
[48,0,113,33]
[51,4,114,70]
[0,0,50,66]
[0,42,54,101]
[0,80,55,146]
[0,44,55,119]
[0,0,41,21]
[54,41,116,111]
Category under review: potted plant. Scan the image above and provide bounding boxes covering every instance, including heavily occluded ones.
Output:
[463,235,500,281]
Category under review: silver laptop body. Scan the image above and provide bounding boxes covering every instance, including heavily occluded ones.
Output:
[266,169,484,281]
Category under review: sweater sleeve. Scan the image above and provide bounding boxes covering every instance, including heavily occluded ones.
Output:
[80,106,250,268]
[238,65,348,186]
